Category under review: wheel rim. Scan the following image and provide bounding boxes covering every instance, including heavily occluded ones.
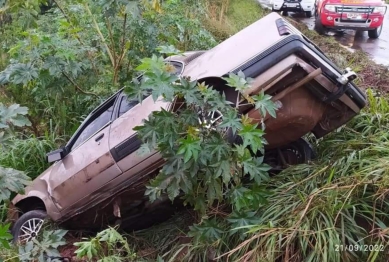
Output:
[198,110,223,130]
[282,147,304,165]
[18,218,44,243]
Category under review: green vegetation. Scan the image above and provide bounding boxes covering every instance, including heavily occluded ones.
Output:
[202,0,268,39]
[2,0,389,261]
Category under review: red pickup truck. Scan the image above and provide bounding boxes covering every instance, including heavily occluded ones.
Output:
[315,0,387,38]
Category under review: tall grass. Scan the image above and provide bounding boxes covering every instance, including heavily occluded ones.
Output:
[0,133,65,180]
[131,90,389,262]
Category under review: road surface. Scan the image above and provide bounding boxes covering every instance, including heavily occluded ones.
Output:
[258,1,389,66]
[292,6,389,66]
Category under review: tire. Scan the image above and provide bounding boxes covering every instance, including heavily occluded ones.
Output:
[368,24,383,39]
[264,138,316,171]
[12,210,47,244]
[282,10,288,16]
[305,11,313,18]
[314,16,326,35]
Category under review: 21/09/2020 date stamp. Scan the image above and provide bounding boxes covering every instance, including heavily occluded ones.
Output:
[335,245,385,252]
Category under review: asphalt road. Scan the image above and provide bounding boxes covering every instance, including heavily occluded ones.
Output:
[292,5,389,66]
[258,1,389,66]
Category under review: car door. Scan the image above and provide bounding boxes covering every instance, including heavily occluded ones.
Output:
[109,92,171,172]
[45,95,122,212]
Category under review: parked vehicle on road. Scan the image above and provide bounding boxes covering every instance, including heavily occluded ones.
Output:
[315,0,387,38]
[273,0,316,17]
[9,12,366,244]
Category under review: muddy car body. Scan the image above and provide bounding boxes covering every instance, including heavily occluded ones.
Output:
[315,0,387,38]
[10,12,366,242]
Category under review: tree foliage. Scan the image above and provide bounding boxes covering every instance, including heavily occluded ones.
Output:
[0,103,31,203]
[0,103,31,250]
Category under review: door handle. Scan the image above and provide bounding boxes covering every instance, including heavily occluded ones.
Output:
[95,133,104,142]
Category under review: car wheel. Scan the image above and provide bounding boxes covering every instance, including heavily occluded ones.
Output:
[305,11,313,17]
[12,210,47,244]
[197,110,235,143]
[314,16,326,35]
[368,24,383,39]
[282,10,288,16]
[264,138,316,171]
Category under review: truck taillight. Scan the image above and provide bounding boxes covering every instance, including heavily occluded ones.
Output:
[373,6,387,15]
[324,4,336,12]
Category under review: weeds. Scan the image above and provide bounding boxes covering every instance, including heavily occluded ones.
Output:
[0,134,65,180]
[74,227,137,261]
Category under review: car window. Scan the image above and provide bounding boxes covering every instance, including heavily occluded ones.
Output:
[71,104,114,151]
[118,96,139,117]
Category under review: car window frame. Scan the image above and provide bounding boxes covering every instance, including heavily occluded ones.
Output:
[66,90,122,152]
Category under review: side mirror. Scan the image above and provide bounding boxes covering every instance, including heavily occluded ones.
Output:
[46,148,67,163]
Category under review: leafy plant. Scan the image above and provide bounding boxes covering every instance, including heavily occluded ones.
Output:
[74,227,137,261]
[0,103,31,251]
[18,229,67,262]
[0,223,12,249]
[129,47,276,249]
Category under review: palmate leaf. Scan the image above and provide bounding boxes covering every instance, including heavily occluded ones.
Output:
[229,186,250,211]
[0,103,31,128]
[136,54,165,72]
[188,218,225,244]
[252,91,279,118]
[219,109,242,135]
[18,229,67,262]
[43,56,65,77]
[222,71,254,93]
[242,156,271,184]
[124,77,149,103]
[204,136,229,162]
[211,159,232,184]
[206,178,223,203]
[8,63,39,85]
[0,223,13,249]
[0,167,31,202]
[96,227,125,244]
[230,185,272,212]
[74,238,100,260]
[133,115,160,146]
[177,135,202,163]
[238,122,265,153]
[179,80,202,105]
[141,71,178,102]
[227,211,261,234]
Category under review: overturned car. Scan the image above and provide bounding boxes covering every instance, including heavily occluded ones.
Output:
[9,12,366,243]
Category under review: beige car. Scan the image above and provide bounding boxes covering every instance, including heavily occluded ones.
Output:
[9,12,366,242]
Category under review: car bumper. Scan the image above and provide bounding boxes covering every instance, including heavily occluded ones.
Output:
[320,13,384,30]
[273,1,314,12]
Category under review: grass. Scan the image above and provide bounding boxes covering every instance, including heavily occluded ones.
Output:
[224,0,267,33]
[0,134,65,180]
[202,0,268,40]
